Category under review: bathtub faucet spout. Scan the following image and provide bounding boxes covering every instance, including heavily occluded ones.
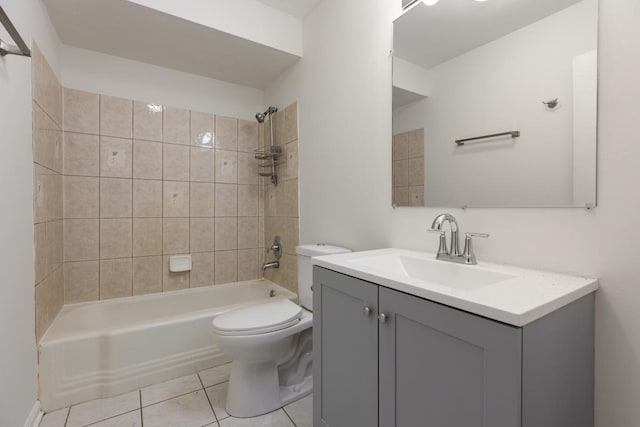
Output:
[262,261,280,271]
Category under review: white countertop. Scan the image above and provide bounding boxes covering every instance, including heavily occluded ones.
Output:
[312,248,599,327]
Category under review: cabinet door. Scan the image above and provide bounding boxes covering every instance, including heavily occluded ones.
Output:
[313,267,379,427]
[379,287,522,427]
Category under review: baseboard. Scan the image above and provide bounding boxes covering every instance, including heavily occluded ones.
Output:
[23,401,43,427]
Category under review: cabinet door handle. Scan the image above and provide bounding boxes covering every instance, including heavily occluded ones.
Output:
[378,313,388,323]
[362,306,372,317]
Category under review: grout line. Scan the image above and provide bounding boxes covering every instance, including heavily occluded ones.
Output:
[63,406,70,427]
[33,97,62,131]
[139,390,144,427]
[188,110,192,290]
[196,371,205,387]
[282,406,297,427]
[80,408,140,427]
[141,387,204,410]
[60,129,102,138]
[33,161,62,176]
[161,106,165,293]
[131,101,135,142]
[97,97,102,301]
[236,155,240,282]
[129,149,134,297]
[198,373,219,423]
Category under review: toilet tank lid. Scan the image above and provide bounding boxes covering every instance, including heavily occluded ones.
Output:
[296,244,351,257]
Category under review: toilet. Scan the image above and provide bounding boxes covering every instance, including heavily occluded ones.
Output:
[212,243,351,418]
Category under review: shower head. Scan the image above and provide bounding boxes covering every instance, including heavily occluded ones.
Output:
[255,106,278,123]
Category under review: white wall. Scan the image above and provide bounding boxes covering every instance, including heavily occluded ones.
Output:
[266,0,640,425]
[62,46,265,120]
[393,0,598,207]
[266,0,394,250]
[0,0,61,425]
[573,50,598,206]
[392,57,432,97]
[128,0,303,56]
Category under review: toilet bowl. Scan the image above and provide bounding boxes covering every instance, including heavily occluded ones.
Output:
[211,244,351,418]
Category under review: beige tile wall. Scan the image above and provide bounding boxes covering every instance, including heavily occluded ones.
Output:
[62,90,264,302]
[32,44,64,341]
[392,128,425,207]
[262,103,300,294]
[31,45,301,336]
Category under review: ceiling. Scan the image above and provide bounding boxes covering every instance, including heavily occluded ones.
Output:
[257,0,321,19]
[394,0,584,70]
[43,0,303,89]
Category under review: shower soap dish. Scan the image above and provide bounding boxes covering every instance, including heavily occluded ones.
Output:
[169,255,192,273]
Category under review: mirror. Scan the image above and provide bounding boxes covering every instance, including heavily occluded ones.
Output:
[392,0,598,208]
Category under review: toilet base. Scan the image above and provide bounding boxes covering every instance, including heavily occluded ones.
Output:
[225,363,313,418]
[280,374,313,407]
[226,361,281,417]
[225,329,313,418]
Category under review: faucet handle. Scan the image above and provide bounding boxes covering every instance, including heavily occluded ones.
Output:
[428,228,449,256]
[462,233,489,265]
[266,236,283,260]
[466,232,489,239]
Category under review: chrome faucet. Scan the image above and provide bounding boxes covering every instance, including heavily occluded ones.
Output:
[262,261,280,271]
[428,213,489,265]
[430,213,461,257]
[262,236,283,271]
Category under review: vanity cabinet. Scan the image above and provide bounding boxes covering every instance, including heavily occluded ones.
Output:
[313,266,595,427]
[312,265,379,427]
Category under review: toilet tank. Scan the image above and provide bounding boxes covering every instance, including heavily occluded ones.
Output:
[296,244,351,311]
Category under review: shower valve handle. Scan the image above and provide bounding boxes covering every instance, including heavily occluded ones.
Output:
[266,242,281,253]
[266,236,283,260]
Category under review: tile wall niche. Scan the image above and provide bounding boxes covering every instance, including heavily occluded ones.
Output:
[62,89,268,302]
[262,103,300,294]
[392,128,425,207]
[32,44,64,341]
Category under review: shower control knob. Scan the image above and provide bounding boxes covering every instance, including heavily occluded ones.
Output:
[266,236,283,260]
[378,313,388,323]
[362,306,372,317]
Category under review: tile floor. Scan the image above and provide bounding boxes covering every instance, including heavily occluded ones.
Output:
[40,363,312,427]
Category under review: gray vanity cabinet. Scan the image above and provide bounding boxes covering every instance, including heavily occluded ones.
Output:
[378,286,521,427]
[314,266,595,427]
[312,266,379,427]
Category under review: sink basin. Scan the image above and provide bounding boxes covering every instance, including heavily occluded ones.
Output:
[311,248,598,326]
[348,253,516,291]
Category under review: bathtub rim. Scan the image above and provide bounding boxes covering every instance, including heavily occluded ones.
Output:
[40,279,296,346]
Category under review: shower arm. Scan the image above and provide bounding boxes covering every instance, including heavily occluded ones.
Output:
[254,106,279,186]
[268,112,277,185]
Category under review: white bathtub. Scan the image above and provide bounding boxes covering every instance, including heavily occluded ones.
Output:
[39,279,296,412]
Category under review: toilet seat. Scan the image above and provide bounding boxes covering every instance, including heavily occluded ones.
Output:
[213,298,303,336]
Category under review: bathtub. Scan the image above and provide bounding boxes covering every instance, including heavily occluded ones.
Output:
[38,279,296,412]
